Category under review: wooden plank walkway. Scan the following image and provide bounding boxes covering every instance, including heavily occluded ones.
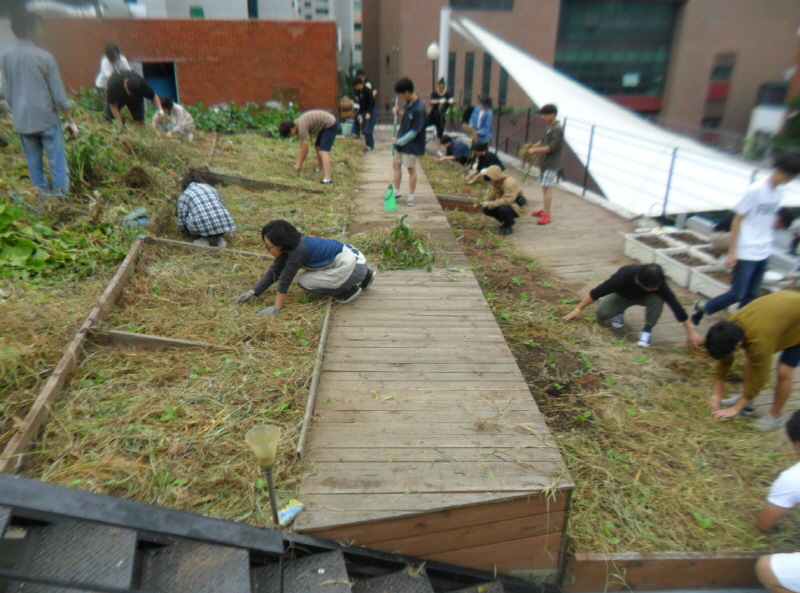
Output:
[295,144,573,574]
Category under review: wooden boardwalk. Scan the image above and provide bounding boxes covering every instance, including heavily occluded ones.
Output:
[295,145,573,574]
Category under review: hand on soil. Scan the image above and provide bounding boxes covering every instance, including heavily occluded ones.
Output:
[563,310,581,321]
[713,407,739,419]
[235,291,254,304]
[687,331,703,349]
[707,394,721,412]
[257,305,280,317]
[293,164,302,171]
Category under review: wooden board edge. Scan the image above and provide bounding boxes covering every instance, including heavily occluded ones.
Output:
[296,301,332,459]
[146,236,269,259]
[191,168,324,195]
[0,237,145,473]
[88,330,234,351]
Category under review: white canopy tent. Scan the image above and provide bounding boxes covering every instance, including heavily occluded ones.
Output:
[455,18,800,217]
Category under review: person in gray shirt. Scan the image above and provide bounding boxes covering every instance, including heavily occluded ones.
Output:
[1,6,77,196]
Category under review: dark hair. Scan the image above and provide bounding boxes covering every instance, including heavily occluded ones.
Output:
[440,135,452,145]
[775,152,800,177]
[473,142,488,153]
[777,207,795,230]
[10,6,39,39]
[180,169,212,191]
[352,77,363,88]
[104,43,121,63]
[355,68,366,77]
[394,77,414,94]
[539,103,558,115]
[705,320,745,360]
[479,96,492,108]
[261,220,302,251]
[786,410,800,443]
[438,77,446,86]
[278,120,296,138]
[160,96,174,111]
[635,264,664,289]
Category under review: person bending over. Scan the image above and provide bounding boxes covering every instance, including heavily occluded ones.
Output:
[704,291,800,431]
[234,220,376,315]
[564,263,702,349]
[106,71,163,126]
[279,110,338,184]
[473,165,526,236]
[756,410,800,593]
[176,170,235,248]
[152,97,195,141]
[465,143,503,185]
[437,135,470,166]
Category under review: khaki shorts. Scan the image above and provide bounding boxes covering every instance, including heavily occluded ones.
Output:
[393,151,418,168]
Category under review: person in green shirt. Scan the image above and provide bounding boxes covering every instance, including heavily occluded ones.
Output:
[705,291,800,431]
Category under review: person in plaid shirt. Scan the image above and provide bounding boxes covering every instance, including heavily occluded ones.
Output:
[176,170,235,248]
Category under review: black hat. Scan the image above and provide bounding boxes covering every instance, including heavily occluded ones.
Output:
[538,104,557,115]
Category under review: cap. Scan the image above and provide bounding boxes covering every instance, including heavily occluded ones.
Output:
[538,103,557,115]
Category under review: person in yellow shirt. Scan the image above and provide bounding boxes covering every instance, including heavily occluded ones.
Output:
[705,291,800,431]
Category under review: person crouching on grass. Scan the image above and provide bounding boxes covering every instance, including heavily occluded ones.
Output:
[234,220,376,316]
[176,170,235,248]
[473,165,526,236]
[279,110,338,185]
[704,291,800,431]
[152,96,195,141]
[563,263,703,349]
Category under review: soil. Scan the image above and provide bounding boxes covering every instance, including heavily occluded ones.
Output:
[121,165,153,190]
[636,235,671,249]
[708,270,732,284]
[698,246,727,258]
[670,252,707,267]
[670,232,706,246]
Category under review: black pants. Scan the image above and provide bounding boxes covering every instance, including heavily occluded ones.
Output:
[483,205,518,229]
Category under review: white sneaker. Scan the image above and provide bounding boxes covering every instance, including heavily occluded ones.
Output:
[611,313,625,329]
[754,414,783,432]
[436,150,443,157]
[192,237,210,247]
[215,237,227,248]
[407,194,416,207]
[636,331,651,348]
[186,132,194,142]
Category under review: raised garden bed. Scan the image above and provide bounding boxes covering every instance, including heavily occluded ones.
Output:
[697,245,727,260]
[653,248,716,287]
[689,265,730,299]
[623,233,681,264]
[665,230,709,247]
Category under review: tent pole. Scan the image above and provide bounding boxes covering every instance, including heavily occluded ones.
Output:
[661,147,678,226]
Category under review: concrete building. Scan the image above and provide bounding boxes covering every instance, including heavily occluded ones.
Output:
[362,0,800,138]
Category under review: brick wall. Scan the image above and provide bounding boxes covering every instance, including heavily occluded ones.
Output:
[41,18,339,112]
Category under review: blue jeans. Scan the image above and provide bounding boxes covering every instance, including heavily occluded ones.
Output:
[19,124,69,194]
[363,107,377,149]
[704,258,768,315]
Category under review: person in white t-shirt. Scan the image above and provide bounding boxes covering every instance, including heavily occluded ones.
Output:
[756,410,800,592]
[94,43,130,122]
[692,153,800,326]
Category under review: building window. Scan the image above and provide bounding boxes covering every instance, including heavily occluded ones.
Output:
[701,117,721,129]
[305,1,311,6]
[463,52,475,105]
[499,67,508,104]
[354,1,361,7]
[316,7,329,14]
[355,44,362,51]
[305,13,312,18]
[481,52,492,98]
[189,5,204,18]
[248,0,258,18]
[554,0,678,98]
[447,52,456,96]
[450,0,513,10]
[354,22,362,31]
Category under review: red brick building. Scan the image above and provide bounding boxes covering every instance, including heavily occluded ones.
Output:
[40,17,339,112]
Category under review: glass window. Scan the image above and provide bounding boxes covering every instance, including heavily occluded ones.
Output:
[447,52,457,96]
[248,0,258,18]
[189,6,204,18]
[354,22,362,31]
[710,66,733,81]
[450,0,513,9]
[354,1,362,8]
[386,55,391,75]
[481,52,492,98]
[305,2,311,6]
[315,7,328,14]
[499,67,508,105]
[701,117,722,130]
[463,52,475,105]
[355,44,362,51]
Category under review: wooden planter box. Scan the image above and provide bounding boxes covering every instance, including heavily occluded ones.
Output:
[623,233,681,264]
[689,264,730,299]
[654,248,717,288]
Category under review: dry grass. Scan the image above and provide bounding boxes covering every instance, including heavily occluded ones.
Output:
[420,154,485,201]
[444,196,800,554]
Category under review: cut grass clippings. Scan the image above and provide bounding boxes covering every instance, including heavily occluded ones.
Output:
[445,199,800,554]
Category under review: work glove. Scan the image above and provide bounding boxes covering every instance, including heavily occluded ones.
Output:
[257,305,280,317]
[157,109,165,118]
[235,291,255,304]
[67,122,78,138]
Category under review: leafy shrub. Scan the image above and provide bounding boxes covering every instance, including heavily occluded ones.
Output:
[355,215,436,270]
[184,102,300,135]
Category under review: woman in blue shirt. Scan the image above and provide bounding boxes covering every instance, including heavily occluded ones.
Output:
[234,220,375,316]
[468,96,493,144]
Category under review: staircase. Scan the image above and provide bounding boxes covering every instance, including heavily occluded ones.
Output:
[0,475,548,593]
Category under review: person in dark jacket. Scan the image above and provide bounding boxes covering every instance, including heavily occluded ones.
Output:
[563,264,703,349]
[465,142,504,185]
[353,76,376,153]
[234,220,375,316]
[106,71,163,126]
[437,135,470,166]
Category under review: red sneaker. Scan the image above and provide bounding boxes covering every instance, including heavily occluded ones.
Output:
[531,209,545,217]
[537,212,551,225]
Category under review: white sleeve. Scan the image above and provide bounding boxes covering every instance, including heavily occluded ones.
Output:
[118,56,131,72]
[768,466,800,509]
[734,188,759,217]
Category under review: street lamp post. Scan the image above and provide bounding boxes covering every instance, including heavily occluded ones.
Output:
[426,42,440,94]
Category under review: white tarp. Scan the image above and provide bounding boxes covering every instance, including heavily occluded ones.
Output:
[457,18,800,217]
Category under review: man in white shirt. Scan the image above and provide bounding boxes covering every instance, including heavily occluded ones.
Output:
[756,410,800,593]
[692,153,800,326]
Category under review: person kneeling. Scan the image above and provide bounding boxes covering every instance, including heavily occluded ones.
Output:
[563,263,702,349]
[153,97,195,141]
[177,170,235,248]
[234,219,376,316]
[474,165,526,236]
